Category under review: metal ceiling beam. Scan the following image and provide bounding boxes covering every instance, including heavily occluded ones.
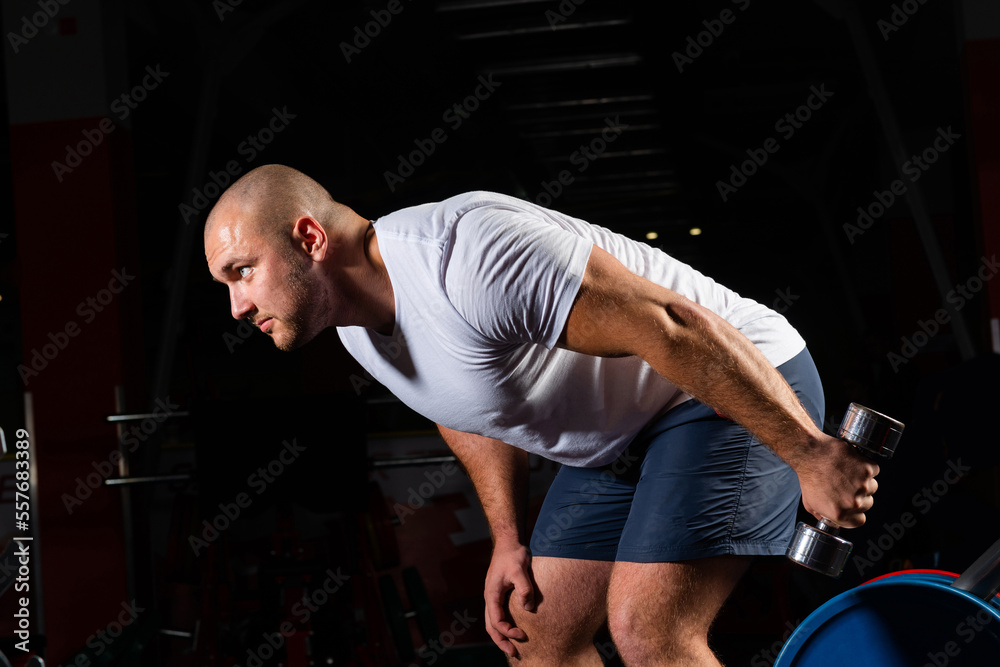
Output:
[455,18,630,40]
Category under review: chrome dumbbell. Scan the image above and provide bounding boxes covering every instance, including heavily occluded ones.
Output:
[786,403,905,578]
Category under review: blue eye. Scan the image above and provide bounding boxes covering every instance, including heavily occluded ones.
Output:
[238,267,252,278]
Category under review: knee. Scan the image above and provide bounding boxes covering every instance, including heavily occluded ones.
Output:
[507,601,598,665]
[608,601,706,665]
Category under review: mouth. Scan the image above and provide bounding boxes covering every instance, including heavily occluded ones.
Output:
[256,317,273,333]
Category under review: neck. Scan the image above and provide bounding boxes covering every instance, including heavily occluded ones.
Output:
[363,222,396,335]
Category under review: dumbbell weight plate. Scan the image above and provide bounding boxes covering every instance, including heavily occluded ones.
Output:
[838,403,904,459]
[788,521,853,578]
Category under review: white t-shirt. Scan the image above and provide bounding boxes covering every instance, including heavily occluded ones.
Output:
[337,191,804,467]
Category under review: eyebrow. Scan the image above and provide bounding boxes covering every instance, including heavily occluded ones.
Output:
[210,258,252,283]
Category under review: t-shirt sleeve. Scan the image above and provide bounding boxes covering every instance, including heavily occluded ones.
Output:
[442,207,593,348]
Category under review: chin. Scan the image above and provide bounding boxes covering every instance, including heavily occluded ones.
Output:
[271,327,319,352]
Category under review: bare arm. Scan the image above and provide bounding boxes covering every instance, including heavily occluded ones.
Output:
[436,424,529,548]
[436,425,534,658]
[559,245,878,527]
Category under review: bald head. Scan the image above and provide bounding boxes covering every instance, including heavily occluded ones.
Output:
[205,164,353,252]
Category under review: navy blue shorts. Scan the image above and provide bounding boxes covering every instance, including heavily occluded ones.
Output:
[529,347,825,562]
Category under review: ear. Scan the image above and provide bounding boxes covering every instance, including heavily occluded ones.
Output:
[291,216,328,260]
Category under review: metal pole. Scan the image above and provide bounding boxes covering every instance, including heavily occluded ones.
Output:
[840,0,976,359]
[953,537,1000,601]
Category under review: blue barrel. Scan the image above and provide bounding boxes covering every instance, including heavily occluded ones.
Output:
[774,571,1000,666]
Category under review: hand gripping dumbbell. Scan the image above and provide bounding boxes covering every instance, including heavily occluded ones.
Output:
[786,403,905,578]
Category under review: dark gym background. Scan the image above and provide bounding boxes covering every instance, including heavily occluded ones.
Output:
[2,0,999,665]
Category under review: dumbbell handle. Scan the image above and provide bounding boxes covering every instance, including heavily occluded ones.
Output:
[786,403,905,577]
[813,403,905,533]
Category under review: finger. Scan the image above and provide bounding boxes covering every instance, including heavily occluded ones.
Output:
[484,604,518,657]
[510,570,536,612]
[486,621,517,656]
[485,589,526,641]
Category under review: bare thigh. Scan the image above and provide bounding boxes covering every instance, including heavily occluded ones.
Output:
[508,556,614,661]
[608,556,752,665]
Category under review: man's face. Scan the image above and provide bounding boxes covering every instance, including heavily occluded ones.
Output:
[205,218,328,351]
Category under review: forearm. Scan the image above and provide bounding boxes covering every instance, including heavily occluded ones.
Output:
[436,424,529,547]
[641,300,823,469]
[559,246,824,470]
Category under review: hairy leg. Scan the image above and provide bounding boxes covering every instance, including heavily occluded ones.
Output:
[607,556,751,667]
[507,556,614,666]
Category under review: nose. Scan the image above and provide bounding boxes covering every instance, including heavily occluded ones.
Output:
[229,285,254,321]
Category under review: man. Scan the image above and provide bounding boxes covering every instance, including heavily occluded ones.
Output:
[205,164,878,666]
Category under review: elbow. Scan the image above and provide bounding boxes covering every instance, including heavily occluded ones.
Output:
[658,295,716,336]
[639,297,721,359]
